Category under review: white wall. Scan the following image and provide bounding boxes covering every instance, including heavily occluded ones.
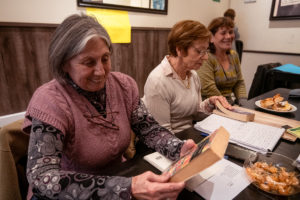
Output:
[230,0,300,94]
[240,53,300,93]
[0,0,78,24]
[0,0,228,27]
[231,0,300,54]
[0,111,25,127]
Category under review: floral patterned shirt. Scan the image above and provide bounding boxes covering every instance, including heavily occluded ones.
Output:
[27,78,184,200]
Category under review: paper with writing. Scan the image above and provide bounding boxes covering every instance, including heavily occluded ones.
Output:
[194,114,284,152]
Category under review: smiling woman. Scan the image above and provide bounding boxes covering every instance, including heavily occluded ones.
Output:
[197,17,247,106]
[77,0,168,14]
[63,37,111,92]
[23,13,196,200]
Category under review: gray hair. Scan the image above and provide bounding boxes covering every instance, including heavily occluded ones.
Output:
[49,13,112,83]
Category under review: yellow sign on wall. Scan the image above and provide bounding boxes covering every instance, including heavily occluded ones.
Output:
[86,8,131,43]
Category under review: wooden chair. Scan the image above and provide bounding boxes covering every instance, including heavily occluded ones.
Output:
[0,119,29,200]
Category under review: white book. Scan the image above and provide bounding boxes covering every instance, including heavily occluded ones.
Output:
[194,114,284,152]
[143,152,222,191]
[143,152,173,172]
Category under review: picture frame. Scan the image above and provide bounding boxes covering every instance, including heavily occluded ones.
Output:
[270,0,300,20]
[77,0,168,15]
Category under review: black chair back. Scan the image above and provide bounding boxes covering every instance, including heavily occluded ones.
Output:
[248,62,282,99]
[235,40,243,62]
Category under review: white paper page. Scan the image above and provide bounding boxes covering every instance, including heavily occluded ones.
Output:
[194,114,284,152]
[194,114,246,134]
[194,159,251,200]
[143,152,173,171]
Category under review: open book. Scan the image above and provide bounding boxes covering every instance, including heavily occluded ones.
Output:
[149,126,230,183]
[194,114,284,152]
[213,101,255,122]
[143,151,224,191]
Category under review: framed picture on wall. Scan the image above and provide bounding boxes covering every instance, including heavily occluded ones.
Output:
[77,0,168,15]
[270,0,300,20]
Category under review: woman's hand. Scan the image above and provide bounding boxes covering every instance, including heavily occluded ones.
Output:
[132,171,185,200]
[209,96,233,110]
[180,139,197,157]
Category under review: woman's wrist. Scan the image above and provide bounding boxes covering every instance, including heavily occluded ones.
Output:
[208,97,215,109]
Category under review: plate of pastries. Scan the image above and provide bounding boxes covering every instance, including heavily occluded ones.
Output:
[255,94,297,113]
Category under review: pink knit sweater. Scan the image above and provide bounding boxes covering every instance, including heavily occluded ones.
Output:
[23,72,139,174]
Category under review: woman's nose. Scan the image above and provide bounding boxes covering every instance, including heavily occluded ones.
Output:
[226,32,234,39]
[94,62,105,75]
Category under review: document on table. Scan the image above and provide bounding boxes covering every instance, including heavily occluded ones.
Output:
[193,158,251,200]
[194,114,284,152]
[143,152,222,190]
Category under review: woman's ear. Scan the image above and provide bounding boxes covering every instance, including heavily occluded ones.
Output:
[175,46,182,57]
[176,46,187,57]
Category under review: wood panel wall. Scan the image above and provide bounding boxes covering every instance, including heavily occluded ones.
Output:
[0,24,170,116]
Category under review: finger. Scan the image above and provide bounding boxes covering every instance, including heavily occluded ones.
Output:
[148,172,171,183]
[185,139,196,147]
[219,97,233,109]
[180,140,196,157]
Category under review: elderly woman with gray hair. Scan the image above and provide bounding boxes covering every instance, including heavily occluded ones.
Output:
[23,14,195,200]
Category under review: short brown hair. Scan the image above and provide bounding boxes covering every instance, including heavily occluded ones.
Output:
[208,17,234,35]
[224,8,236,20]
[168,20,211,57]
[208,17,234,54]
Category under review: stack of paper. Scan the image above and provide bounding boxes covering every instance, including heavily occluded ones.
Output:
[194,114,284,152]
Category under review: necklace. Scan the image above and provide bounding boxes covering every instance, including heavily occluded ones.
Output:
[180,76,191,89]
[167,56,191,89]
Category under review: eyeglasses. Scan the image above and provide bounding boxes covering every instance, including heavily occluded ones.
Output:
[192,46,210,57]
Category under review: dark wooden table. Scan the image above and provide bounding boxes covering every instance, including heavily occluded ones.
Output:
[113,88,300,200]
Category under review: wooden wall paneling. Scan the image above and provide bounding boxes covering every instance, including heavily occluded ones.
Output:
[0,26,55,115]
[0,25,170,116]
[111,28,170,96]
